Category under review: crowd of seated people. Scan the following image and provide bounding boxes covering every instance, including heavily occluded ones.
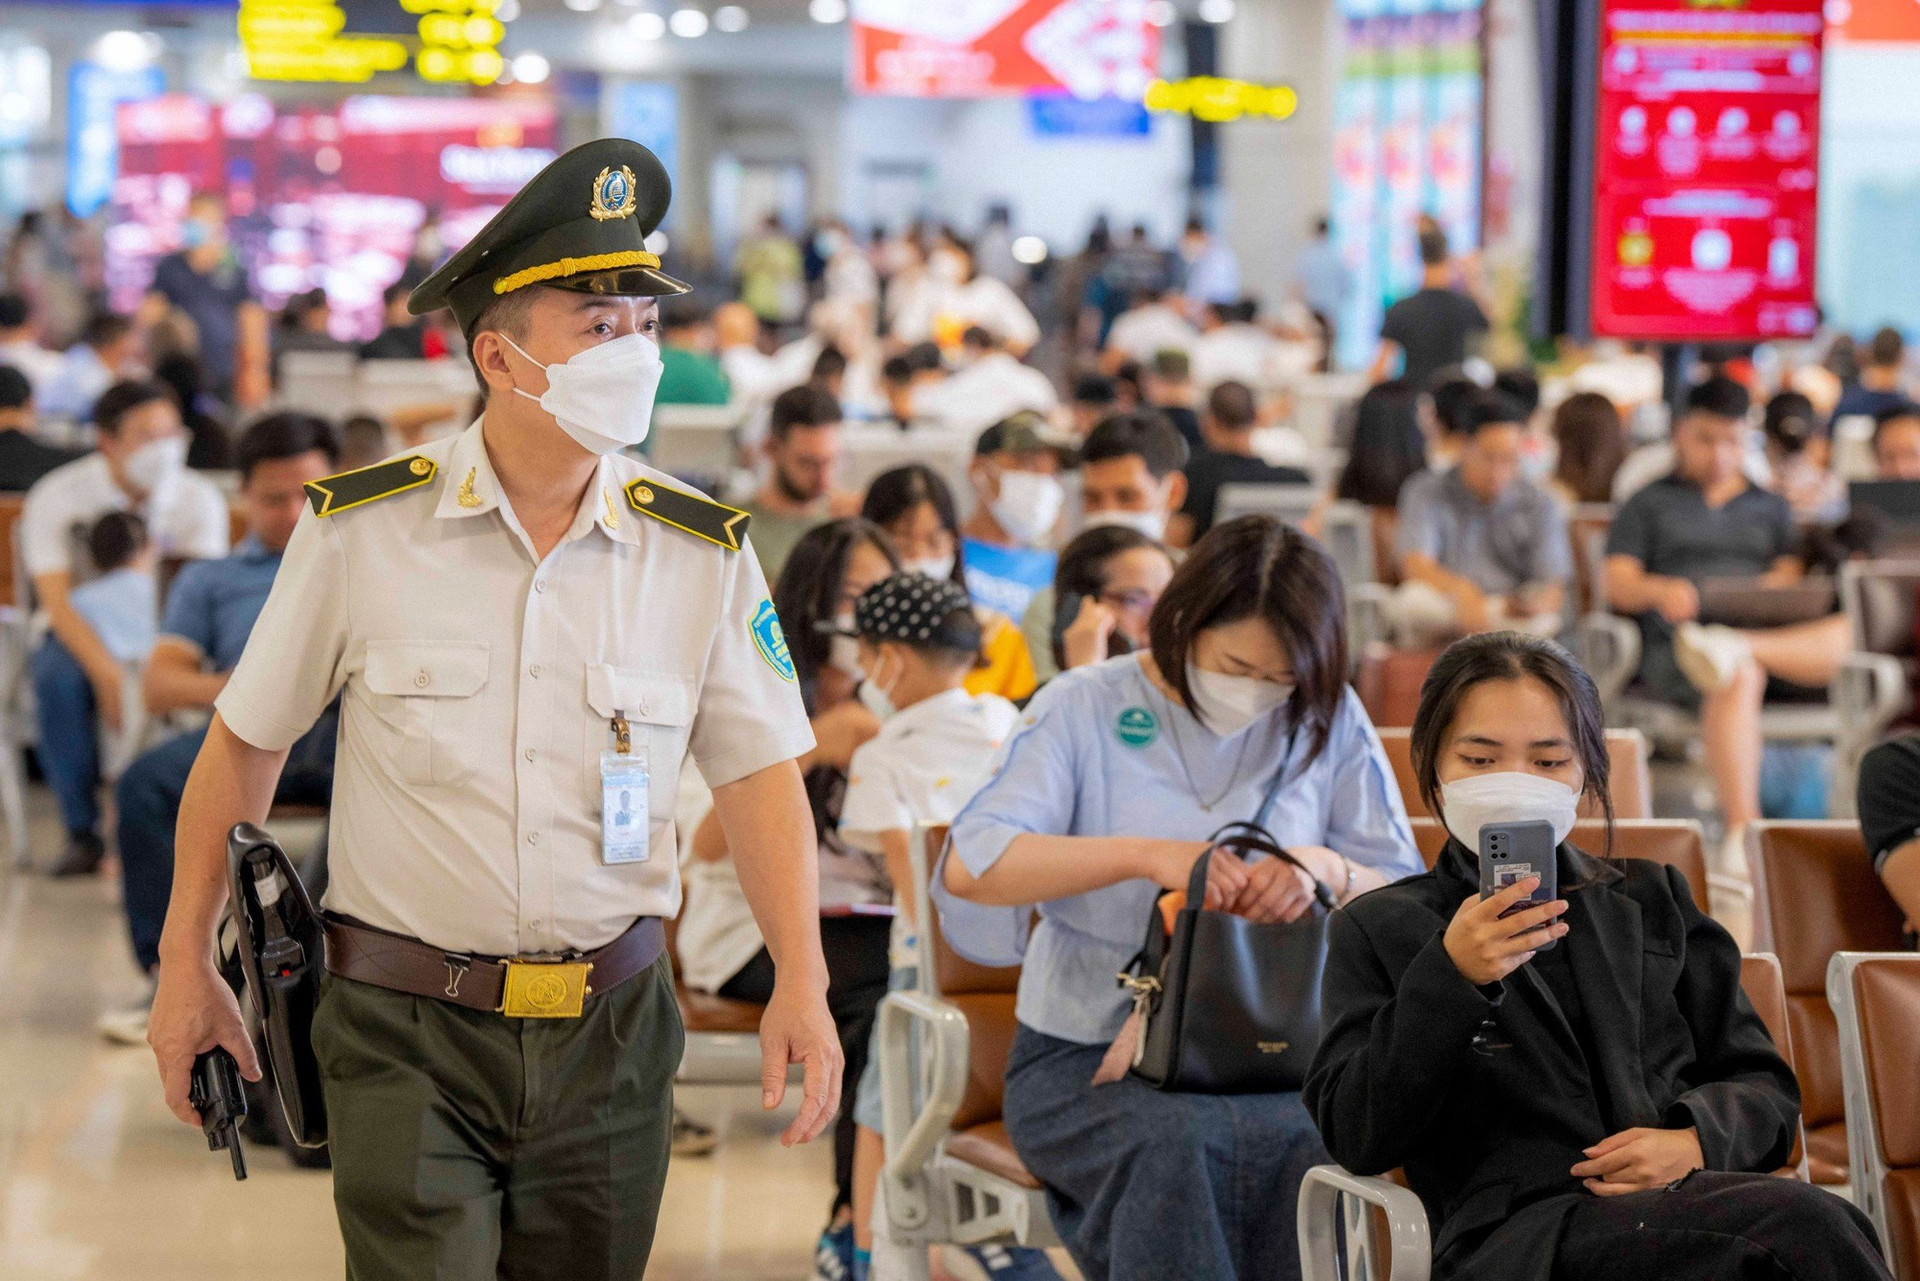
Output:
[7,199,1920,1281]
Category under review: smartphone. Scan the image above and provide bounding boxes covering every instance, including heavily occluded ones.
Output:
[1478,819,1559,951]
[1052,593,1133,662]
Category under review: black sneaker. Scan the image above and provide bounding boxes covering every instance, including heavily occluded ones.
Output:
[46,832,104,878]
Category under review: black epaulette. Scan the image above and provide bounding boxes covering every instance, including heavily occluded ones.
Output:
[304,456,438,518]
[624,478,750,551]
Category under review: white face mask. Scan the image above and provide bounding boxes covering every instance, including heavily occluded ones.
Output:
[1438,771,1580,850]
[121,434,188,493]
[903,553,956,581]
[930,251,967,285]
[827,617,865,680]
[989,470,1064,546]
[1083,507,1168,540]
[1185,663,1292,737]
[857,648,899,721]
[504,331,663,456]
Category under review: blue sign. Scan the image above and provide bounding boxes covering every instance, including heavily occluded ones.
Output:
[66,61,164,219]
[749,599,796,682]
[605,81,678,220]
[1026,94,1150,139]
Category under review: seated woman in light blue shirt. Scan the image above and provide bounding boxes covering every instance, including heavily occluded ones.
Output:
[935,515,1423,1281]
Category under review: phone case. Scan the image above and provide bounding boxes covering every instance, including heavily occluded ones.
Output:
[1478,819,1559,951]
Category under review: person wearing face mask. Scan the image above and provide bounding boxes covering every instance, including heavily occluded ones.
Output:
[892,234,1040,359]
[960,413,1071,622]
[936,516,1422,1281]
[1308,631,1891,1281]
[862,463,1039,703]
[826,573,1033,1281]
[139,192,269,409]
[144,141,844,1280]
[1169,380,1310,548]
[23,378,229,876]
[1020,412,1185,669]
[910,325,1058,438]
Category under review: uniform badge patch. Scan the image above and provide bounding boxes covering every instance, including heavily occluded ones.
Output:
[1116,706,1159,748]
[590,165,639,221]
[750,599,796,682]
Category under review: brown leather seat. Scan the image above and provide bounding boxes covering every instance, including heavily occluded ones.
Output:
[1739,953,1808,1179]
[1748,823,1909,1186]
[1378,728,1652,820]
[1405,818,1710,913]
[1355,647,1445,730]
[1848,956,1920,1280]
[267,802,330,821]
[924,825,1040,1189]
[663,911,764,1035]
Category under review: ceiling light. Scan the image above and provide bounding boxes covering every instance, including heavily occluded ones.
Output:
[628,11,666,38]
[510,52,550,82]
[1144,1,1177,26]
[809,0,848,23]
[495,0,521,19]
[714,4,748,31]
[1011,236,1048,266]
[94,30,158,73]
[645,229,668,255]
[1197,0,1236,21]
[669,6,708,35]
[563,0,603,11]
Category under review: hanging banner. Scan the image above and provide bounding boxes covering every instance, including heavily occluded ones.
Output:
[850,0,1159,99]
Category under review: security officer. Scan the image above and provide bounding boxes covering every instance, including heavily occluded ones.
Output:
[146,139,842,1278]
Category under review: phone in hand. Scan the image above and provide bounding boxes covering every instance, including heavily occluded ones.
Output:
[1478,819,1559,951]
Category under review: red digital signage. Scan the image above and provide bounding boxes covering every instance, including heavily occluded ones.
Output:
[850,0,1159,100]
[1589,0,1824,341]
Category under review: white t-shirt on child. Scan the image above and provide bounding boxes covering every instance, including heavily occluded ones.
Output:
[839,687,1020,969]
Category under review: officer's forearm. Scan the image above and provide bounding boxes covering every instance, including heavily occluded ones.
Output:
[158,714,289,968]
[711,759,828,987]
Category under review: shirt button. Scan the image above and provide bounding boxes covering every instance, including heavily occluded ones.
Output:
[414,671,430,688]
[535,579,549,594]
[638,696,653,716]
[529,918,543,931]
[528,664,542,679]
[527,831,541,846]
[524,748,536,762]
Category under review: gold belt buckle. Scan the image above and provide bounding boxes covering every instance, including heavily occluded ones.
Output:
[499,957,593,1018]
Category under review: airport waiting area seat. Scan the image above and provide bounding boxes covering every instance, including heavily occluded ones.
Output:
[1748,822,1911,1186]
[1299,953,1809,1281]
[1830,952,1920,1280]
[662,913,769,1084]
[1403,817,1709,908]
[874,825,1059,1280]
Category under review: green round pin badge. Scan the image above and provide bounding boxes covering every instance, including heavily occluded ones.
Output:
[1116,706,1159,748]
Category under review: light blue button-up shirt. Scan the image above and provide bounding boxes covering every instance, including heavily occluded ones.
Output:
[935,655,1421,1046]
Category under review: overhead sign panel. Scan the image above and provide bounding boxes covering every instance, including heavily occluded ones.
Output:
[850,0,1159,99]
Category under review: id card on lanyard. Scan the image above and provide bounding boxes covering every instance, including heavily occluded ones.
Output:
[602,712,649,865]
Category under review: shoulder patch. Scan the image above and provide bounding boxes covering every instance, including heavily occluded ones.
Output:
[749,598,796,681]
[624,478,751,551]
[304,456,438,518]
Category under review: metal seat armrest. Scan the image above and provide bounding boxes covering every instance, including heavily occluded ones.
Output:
[1348,582,1392,664]
[1297,1164,1432,1281]
[878,988,971,1184]
[1574,612,1641,707]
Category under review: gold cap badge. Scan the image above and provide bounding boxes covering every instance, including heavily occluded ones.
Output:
[590,166,639,222]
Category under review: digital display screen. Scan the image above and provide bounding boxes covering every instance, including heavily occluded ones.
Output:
[1588,0,1825,341]
[850,0,1159,99]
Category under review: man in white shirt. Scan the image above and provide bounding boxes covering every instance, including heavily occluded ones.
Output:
[24,378,229,875]
[912,326,1058,438]
[1102,286,1200,371]
[0,293,63,396]
[892,238,1041,357]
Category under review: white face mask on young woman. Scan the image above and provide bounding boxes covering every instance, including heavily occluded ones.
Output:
[903,553,957,581]
[827,616,865,681]
[989,470,1065,546]
[1438,771,1580,850]
[1185,663,1292,737]
[504,331,664,456]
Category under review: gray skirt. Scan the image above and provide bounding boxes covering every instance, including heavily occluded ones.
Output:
[1002,1024,1327,1281]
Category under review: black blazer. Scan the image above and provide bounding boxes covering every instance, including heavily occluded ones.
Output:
[1303,840,1798,1281]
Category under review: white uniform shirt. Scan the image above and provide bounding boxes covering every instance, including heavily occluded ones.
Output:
[913,352,1059,438]
[1105,303,1200,364]
[215,421,815,957]
[839,686,1019,967]
[21,452,230,585]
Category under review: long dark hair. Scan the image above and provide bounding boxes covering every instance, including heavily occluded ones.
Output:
[1408,632,1613,851]
[772,517,899,715]
[1336,379,1425,507]
[1551,392,1627,504]
[1053,524,1168,671]
[1147,515,1347,764]
[860,463,967,586]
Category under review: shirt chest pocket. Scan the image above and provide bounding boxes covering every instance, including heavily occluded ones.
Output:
[363,640,491,788]
[583,664,695,811]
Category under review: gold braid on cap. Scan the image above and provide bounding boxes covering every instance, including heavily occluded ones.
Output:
[491,250,664,296]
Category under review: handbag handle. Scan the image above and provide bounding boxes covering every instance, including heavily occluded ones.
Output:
[1183,824,1339,912]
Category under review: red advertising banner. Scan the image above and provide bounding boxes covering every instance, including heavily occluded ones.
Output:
[1589,0,1824,341]
[1828,0,1920,43]
[850,0,1159,99]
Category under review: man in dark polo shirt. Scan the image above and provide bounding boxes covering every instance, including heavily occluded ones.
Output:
[1603,375,1852,851]
[1856,733,1920,945]
[1369,226,1487,388]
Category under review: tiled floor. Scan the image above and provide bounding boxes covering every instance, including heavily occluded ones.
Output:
[0,792,836,1281]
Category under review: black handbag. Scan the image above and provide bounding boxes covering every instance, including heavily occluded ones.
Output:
[1120,820,1338,1094]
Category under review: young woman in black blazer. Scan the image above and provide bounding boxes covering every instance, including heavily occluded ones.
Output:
[1304,633,1888,1281]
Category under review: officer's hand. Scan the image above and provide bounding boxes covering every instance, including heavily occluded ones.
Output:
[759,972,843,1148]
[149,956,262,1126]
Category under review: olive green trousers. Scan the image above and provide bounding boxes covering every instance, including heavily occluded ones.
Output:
[311,954,684,1280]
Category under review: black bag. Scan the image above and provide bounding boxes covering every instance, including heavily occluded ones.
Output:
[1121,821,1338,1094]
